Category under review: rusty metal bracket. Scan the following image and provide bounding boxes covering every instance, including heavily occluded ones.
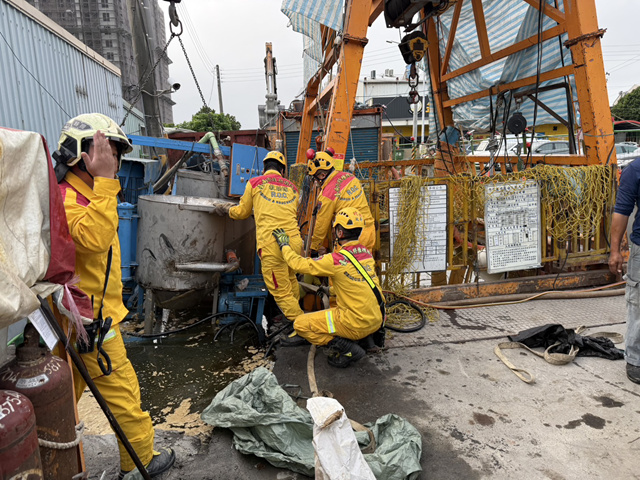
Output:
[343,33,369,46]
[563,28,606,48]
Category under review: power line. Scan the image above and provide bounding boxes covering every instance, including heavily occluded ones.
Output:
[0,30,70,118]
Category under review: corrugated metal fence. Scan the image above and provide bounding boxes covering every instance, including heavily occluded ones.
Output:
[285,128,380,167]
[0,0,124,154]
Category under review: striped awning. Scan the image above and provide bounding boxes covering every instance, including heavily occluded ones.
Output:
[281,0,345,85]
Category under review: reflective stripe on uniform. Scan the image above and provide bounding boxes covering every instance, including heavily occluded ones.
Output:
[102,328,117,343]
[341,250,376,289]
[325,310,336,333]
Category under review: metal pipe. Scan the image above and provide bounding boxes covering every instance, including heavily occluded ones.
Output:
[174,261,240,273]
[430,288,624,307]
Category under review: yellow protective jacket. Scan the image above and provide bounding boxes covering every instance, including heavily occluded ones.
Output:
[311,170,375,251]
[282,240,383,331]
[229,169,301,250]
[59,172,128,324]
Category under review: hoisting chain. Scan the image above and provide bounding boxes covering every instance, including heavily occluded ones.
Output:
[178,35,219,133]
[178,36,207,109]
[407,63,419,105]
[120,29,179,127]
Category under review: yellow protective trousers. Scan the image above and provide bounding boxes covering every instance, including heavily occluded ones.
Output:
[294,307,380,346]
[72,325,154,471]
[259,235,304,320]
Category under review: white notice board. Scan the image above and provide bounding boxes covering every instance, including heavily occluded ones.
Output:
[484,180,541,274]
[389,184,447,272]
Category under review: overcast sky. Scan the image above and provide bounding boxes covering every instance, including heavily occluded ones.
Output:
[158,0,639,130]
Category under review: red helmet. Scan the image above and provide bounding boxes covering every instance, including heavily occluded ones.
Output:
[306,148,316,160]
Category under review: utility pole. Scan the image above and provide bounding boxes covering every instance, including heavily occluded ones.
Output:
[216,65,224,114]
[264,42,280,127]
[126,0,162,137]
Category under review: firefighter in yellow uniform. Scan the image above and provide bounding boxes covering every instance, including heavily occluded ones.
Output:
[308,152,376,253]
[54,113,174,479]
[221,151,304,321]
[273,208,384,368]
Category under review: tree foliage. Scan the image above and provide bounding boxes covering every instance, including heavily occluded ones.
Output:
[166,106,241,132]
[611,87,640,122]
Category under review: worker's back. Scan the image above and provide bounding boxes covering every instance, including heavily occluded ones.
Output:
[330,242,382,330]
[230,169,301,250]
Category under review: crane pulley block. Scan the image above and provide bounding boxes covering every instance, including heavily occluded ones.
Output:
[399,31,428,64]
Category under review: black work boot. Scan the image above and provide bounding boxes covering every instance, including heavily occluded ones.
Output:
[627,363,640,384]
[119,447,176,479]
[280,331,311,347]
[326,337,366,368]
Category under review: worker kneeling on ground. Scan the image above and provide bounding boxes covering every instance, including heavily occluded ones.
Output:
[221,151,304,322]
[308,151,376,253]
[272,207,385,368]
[54,113,175,478]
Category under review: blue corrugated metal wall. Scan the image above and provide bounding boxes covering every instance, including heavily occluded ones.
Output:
[285,128,379,167]
[0,0,124,154]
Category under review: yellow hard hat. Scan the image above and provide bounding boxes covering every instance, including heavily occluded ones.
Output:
[56,113,132,166]
[264,150,287,167]
[308,151,334,176]
[333,207,365,230]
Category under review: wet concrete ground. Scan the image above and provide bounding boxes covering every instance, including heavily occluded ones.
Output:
[82,294,640,479]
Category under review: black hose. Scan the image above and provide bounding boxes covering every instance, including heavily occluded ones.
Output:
[385,299,427,333]
[125,311,255,339]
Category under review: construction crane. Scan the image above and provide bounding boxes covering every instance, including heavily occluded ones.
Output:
[295,0,614,167]
[289,0,618,301]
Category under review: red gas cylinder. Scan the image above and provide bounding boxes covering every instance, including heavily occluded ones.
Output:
[0,324,79,480]
[0,389,43,479]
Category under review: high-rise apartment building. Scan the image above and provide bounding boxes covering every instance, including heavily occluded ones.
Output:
[26,0,174,125]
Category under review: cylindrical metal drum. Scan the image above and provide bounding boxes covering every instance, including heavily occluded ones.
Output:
[0,390,43,480]
[175,170,220,198]
[136,195,230,309]
[0,324,79,480]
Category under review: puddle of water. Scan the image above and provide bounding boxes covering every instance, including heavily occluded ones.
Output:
[122,318,264,422]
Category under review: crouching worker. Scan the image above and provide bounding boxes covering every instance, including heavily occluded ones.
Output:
[272,208,384,368]
[54,113,175,478]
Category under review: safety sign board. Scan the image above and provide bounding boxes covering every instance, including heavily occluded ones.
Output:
[389,184,448,272]
[484,180,541,274]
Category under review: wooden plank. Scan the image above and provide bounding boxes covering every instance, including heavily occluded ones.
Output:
[440,0,464,77]
[443,25,565,82]
[443,64,574,107]
[522,0,566,24]
[471,0,491,58]
[369,0,384,26]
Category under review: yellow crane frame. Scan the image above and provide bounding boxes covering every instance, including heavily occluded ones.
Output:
[294,0,618,300]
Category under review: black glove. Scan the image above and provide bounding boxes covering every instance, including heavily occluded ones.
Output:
[310,249,319,258]
[272,228,290,250]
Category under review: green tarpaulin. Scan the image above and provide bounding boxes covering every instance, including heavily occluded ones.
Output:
[201,367,422,480]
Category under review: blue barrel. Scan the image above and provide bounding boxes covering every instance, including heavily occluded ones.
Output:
[117,202,138,283]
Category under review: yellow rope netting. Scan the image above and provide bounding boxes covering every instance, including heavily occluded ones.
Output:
[379,165,614,322]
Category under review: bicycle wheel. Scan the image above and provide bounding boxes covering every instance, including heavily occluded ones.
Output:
[385,299,426,333]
